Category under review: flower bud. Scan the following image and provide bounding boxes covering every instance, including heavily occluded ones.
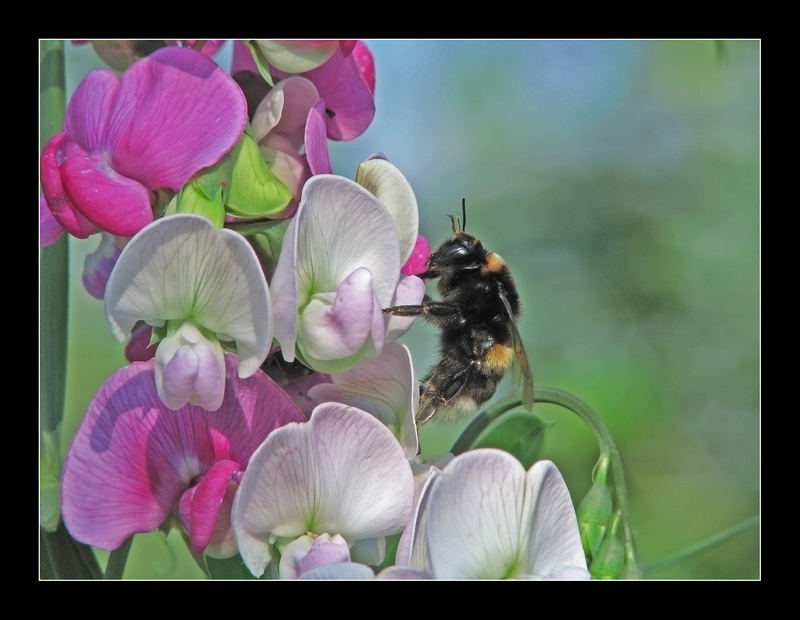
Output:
[590,512,624,579]
[577,454,613,559]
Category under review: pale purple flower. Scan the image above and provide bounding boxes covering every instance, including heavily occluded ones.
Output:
[40,47,246,241]
[60,355,306,558]
[82,232,122,299]
[232,403,415,577]
[399,450,590,580]
[105,214,271,411]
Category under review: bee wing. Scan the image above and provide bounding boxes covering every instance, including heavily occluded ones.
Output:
[498,284,535,411]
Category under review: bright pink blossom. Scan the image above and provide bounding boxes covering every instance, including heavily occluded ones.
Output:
[61,355,305,558]
[40,47,246,240]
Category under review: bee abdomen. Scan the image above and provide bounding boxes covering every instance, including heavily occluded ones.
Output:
[481,343,514,374]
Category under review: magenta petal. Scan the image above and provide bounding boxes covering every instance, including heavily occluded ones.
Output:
[305,101,332,176]
[351,41,375,95]
[339,40,357,56]
[125,324,155,363]
[64,69,119,152]
[40,132,98,238]
[184,459,241,556]
[61,355,305,551]
[60,149,153,236]
[401,234,431,276]
[304,50,376,141]
[232,40,259,74]
[40,194,64,246]
[106,47,247,191]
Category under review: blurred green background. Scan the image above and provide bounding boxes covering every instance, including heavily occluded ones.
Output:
[56,40,759,579]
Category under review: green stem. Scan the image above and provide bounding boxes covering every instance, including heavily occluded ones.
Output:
[104,537,133,579]
[450,395,522,454]
[645,515,759,576]
[534,386,641,571]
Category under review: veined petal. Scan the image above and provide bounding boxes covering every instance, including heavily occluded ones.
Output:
[425,449,530,579]
[355,158,419,264]
[61,355,304,552]
[64,69,119,152]
[303,48,376,141]
[305,101,332,176]
[298,562,375,580]
[254,40,339,74]
[60,148,153,236]
[524,460,590,579]
[104,214,272,378]
[297,268,379,361]
[252,76,320,149]
[82,232,122,299]
[308,342,419,458]
[105,47,247,191]
[385,275,426,341]
[396,468,438,570]
[232,404,414,577]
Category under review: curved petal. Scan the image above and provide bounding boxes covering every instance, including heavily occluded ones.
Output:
[280,533,351,579]
[524,460,589,579]
[62,355,304,551]
[252,76,320,149]
[60,148,153,236]
[396,468,438,570]
[125,323,155,363]
[298,268,380,361]
[64,69,119,152]
[255,40,339,74]
[355,158,419,264]
[425,449,530,579]
[269,208,301,362]
[298,562,375,580]
[105,47,247,191]
[385,275,426,341]
[401,235,431,276]
[308,341,418,458]
[376,566,431,579]
[351,41,375,94]
[305,101,332,176]
[104,214,272,378]
[40,194,65,246]
[233,404,414,577]
[303,48,376,140]
[82,232,122,299]
[40,132,99,238]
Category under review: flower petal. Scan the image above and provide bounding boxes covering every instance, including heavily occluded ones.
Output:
[105,47,247,191]
[351,41,375,94]
[308,341,419,458]
[232,404,414,577]
[125,323,155,363]
[255,40,340,74]
[303,48,376,140]
[105,214,272,378]
[385,275,426,341]
[396,468,438,570]
[298,562,376,580]
[60,147,153,236]
[63,69,119,152]
[252,76,320,150]
[61,355,304,551]
[376,566,431,579]
[305,100,332,176]
[355,158,419,264]
[40,194,64,246]
[401,234,431,276]
[280,533,351,579]
[82,232,122,299]
[425,449,530,579]
[524,460,590,579]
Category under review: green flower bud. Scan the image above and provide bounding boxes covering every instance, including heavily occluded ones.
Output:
[577,455,613,559]
[590,512,624,579]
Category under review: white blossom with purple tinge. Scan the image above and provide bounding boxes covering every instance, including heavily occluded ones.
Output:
[105,214,271,411]
[232,403,415,578]
[400,449,590,580]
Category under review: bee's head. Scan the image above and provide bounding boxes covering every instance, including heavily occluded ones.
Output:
[427,231,484,271]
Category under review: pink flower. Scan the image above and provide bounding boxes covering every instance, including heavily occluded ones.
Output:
[61,354,305,558]
[40,47,246,242]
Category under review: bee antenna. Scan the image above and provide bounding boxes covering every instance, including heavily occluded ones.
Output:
[447,214,458,234]
[461,197,467,232]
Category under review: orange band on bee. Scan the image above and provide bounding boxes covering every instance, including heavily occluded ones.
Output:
[483,343,514,372]
[483,252,505,274]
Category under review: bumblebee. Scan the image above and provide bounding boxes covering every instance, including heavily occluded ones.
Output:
[384,201,534,425]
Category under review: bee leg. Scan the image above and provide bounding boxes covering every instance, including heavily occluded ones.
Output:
[383,302,466,329]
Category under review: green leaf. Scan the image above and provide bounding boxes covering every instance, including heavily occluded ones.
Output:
[176,179,225,228]
[40,430,61,532]
[239,218,290,281]
[205,554,257,580]
[245,40,275,87]
[471,409,548,469]
[40,521,103,579]
[227,133,292,217]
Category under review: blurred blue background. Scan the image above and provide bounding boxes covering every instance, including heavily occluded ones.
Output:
[59,40,759,579]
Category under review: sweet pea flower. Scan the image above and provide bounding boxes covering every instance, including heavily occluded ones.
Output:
[308,341,419,458]
[399,449,590,580]
[271,175,422,374]
[61,355,306,558]
[105,214,271,411]
[82,232,122,299]
[232,403,415,578]
[40,47,246,242]
[74,40,225,71]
